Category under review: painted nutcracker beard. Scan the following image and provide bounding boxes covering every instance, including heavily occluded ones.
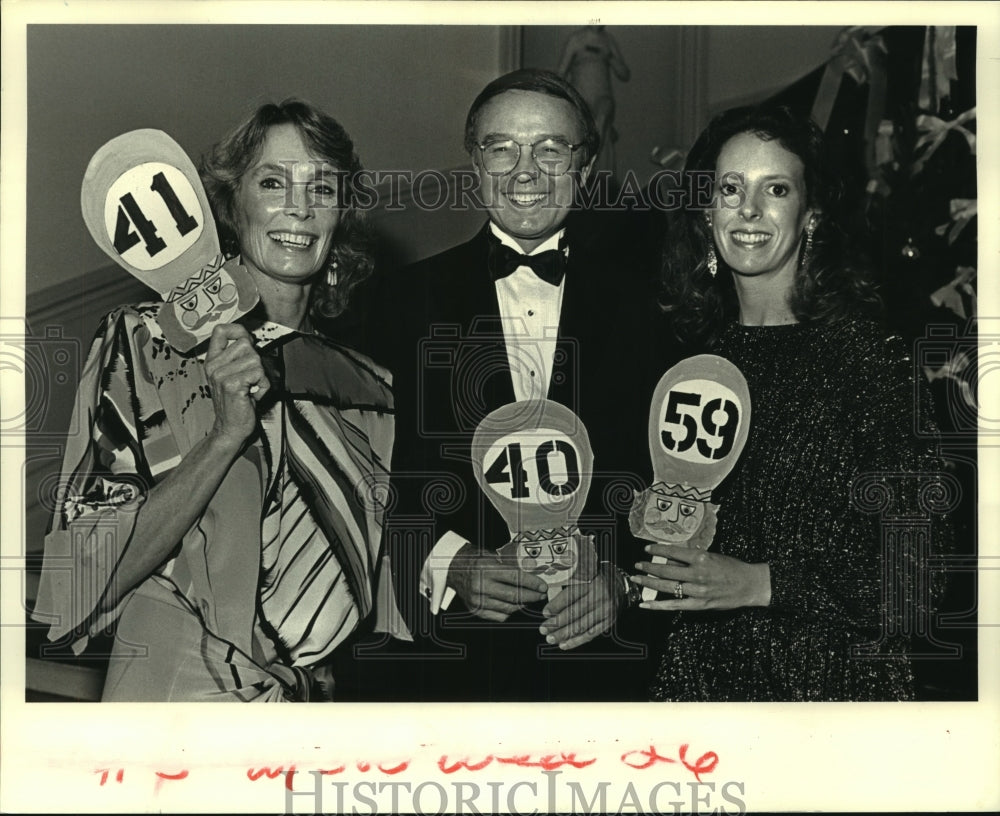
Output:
[516,535,579,585]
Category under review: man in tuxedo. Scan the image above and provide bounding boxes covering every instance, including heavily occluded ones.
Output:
[359,69,667,701]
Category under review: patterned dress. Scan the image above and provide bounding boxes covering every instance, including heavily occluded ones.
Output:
[649,319,952,701]
[33,304,409,701]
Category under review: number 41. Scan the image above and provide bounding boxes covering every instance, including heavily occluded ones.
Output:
[113,171,198,258]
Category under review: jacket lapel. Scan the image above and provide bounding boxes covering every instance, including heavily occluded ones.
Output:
[439,224,515,423]
[548,215,595,409]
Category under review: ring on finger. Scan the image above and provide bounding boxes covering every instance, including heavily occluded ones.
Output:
[673,581,685,599]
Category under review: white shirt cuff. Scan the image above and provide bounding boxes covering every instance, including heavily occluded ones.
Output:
[418,531,467,614]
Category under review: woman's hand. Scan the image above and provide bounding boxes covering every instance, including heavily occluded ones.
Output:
[204,324,270,449]
[99,323,271,610]
[631,543,771,611]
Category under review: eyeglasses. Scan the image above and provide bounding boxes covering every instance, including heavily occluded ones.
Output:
[476,138,583,177]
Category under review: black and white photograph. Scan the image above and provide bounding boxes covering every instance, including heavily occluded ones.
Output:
[2,1,998,813]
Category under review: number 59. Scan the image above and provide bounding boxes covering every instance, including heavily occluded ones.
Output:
[661,390,739,460]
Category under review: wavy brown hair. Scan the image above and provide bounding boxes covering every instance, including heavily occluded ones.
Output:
[660,105,881,347]
[199,98,373,321]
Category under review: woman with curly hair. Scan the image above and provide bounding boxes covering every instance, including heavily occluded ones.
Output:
[631,105,949,701]
[34,100,408,701]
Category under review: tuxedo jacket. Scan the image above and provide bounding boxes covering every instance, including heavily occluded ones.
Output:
[349,207,677,701]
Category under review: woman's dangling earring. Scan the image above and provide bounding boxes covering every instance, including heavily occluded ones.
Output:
[801,219,816,270]
[705,215,717,278]
[326,258,339,287]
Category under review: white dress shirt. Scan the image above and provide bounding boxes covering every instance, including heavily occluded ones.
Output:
[491,223,566,401]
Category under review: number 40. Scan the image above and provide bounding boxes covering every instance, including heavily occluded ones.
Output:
[484,440,580,499]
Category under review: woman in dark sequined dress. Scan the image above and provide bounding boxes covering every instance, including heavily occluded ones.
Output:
[632,106,949,701]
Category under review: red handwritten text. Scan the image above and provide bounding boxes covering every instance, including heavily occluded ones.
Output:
[247,765,296,790]
[679,743,719,782]
[154,769,189,793]
[438,753,596,774]
[621,745,719,782]
[96,768,125,785]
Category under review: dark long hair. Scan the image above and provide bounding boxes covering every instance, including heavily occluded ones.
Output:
[199,98,373,321]
[660,104,880,347]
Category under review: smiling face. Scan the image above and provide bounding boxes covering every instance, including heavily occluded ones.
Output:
[711,132,815,285]
[234,123,342,289]
[473,90,592,253]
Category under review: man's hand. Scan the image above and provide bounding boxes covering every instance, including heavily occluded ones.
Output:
[447,543,548,622]
[538,562,618,650]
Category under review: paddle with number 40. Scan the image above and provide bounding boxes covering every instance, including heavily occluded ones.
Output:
[629,355,752,601]
[80,129,258,352]
[472,400,598,602]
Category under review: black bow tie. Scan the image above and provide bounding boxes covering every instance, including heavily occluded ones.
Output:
[488,236,567,286]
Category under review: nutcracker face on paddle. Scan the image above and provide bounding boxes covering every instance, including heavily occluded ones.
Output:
[473,400,599,598]
[176,269,240,330]
[632,485,707,543]
[81,129,259,352]
[516,534,579,584]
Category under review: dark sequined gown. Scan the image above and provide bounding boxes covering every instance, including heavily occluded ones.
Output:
[649,319,950,702]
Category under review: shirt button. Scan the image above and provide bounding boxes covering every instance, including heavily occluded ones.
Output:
[527,310,535,317]
[530,370,536,377]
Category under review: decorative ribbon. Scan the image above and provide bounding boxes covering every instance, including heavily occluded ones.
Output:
[810,26,887,131]
[912,107,976,176]
[811,27,890,199]
[650,145,684,170]
[922,346,975,412]
[922,348,975,411]
[874,120,895,167]
[919,26,959,113]
[862,119,897,198]
[934,199,977,245]
[930,266,976,320]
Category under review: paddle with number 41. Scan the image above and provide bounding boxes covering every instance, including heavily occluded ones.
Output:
[472,400,598,602]
[629,355,752,601]
[80,129,258,352]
